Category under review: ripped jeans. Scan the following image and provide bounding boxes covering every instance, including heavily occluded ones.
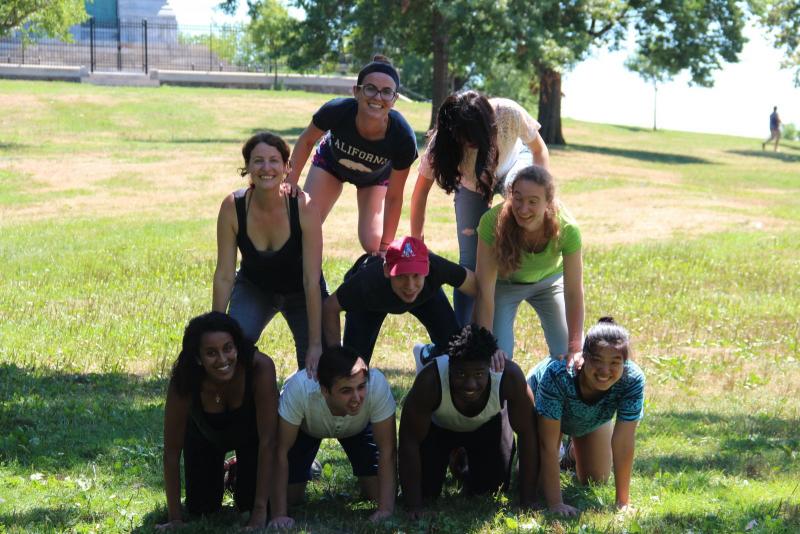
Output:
[452,146,533,326]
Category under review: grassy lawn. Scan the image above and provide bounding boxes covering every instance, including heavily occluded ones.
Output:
[0,80,799,533]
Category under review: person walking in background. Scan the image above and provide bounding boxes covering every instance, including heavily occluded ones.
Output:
[212,132,324,375]
[474,165,584,361]
[285,55,418,256]
[763,106,782,151]
[410,91,549,326]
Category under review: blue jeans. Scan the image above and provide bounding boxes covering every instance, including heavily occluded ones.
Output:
[452,145,533,326]
[228,272,326,369]
[492,271,568,359]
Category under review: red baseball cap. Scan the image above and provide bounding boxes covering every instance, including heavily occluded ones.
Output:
[384,237,429,276]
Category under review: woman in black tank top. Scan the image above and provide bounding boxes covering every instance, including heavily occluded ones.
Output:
[159,312,279,530]
[212,132,325,376]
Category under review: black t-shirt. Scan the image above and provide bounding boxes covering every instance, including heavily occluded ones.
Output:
[312,98,418,184]
[336,253,467,314]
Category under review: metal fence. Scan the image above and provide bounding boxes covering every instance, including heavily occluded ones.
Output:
[0,19,271,73]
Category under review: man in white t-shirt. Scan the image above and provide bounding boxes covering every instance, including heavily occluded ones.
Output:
[269,346,397,527]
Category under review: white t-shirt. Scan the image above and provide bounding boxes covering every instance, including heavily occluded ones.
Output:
[418,98,541,193]
[279,368,396,439]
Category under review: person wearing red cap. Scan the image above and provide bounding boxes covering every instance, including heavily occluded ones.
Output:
[322,236,477,364]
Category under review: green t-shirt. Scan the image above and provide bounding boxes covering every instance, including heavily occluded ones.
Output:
[477,202,581,283]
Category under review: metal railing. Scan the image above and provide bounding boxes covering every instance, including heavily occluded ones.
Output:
[0,19,273,73]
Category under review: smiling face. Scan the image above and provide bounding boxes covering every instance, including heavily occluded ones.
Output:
[510,179,550,232]
[383,265,426,303]
[321,361,369,416]
[449,360,491,405]
[198,331,238,383]
[580,344,625,394]
[354,72,397,119]
[247,142,288,190]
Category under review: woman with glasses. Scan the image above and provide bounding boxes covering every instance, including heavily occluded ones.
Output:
[286,55,418,255]
[410,91,549,326]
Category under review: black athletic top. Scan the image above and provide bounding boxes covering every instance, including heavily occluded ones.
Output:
[189,360,257,450]
[234,188,304,295]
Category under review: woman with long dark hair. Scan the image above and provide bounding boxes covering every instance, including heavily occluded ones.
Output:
[474,165,583,361]
[285,55,418,256]
[410,91,549,325]
[157,312,278,530]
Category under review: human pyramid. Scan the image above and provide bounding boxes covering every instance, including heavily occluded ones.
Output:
[157,56,646,530]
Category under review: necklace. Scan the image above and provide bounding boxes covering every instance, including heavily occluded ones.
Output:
[215,393,222,404]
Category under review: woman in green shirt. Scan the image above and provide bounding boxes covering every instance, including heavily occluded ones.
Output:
[474,165,584,360]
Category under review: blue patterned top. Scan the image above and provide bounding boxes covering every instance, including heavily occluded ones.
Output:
[527,357,645,437]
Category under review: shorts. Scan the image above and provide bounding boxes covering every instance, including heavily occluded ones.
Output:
[311,136,391,189]
[287,424,379,483]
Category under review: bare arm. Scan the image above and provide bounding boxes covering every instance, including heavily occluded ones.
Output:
[538,415,578,516]
[243,354,279,529]
[398,367,437,517]
[379,167,412,252]
[370,414,397,521]
[611,420,638,508]
[502,364,538,508]
[298,193,324,377]
[286,122,325,187]
[455,267,478,298]
[473,239,498,329]
[212,194,238,312]
[162,382,189,524]
[321,291,343,347]
[562,250,585,357]
[409,171,435,240]
[269,417,301,527]
[527,131,550,170]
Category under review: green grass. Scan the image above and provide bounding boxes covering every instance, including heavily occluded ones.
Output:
[1,80,799,533]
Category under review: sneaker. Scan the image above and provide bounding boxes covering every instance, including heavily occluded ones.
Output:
[413,343,435,373]
[223,456,237,493]
[310,458,322,480]
[559,439,576,471]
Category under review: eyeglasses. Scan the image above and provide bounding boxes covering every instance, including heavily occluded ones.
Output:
[357,83,397,101]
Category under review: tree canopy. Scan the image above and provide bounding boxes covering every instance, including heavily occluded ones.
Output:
[756,0,800,86]
[0,0,88,39]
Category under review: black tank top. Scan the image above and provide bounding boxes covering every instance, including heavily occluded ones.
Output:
[189,360,258,450]
[234,188,304,294]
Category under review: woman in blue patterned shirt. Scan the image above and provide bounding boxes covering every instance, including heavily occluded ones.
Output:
[528,317,645,516]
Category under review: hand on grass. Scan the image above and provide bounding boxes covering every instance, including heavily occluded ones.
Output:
[549,502,580,517]
[155,519,184,530]
[369,509,392,523]
[268,516,295,529]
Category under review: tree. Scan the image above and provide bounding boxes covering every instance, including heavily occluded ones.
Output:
[625,53,674,131]
[755,0,800,86]
[0,0,87,39]
[504,0,747,145]
[247,0,295,81]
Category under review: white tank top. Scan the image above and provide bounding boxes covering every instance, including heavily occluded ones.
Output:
[431,356,503,432]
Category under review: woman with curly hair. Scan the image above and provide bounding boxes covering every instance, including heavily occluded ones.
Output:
[474,165,583,360]
[158,312,278,530]
[410,91,549,325]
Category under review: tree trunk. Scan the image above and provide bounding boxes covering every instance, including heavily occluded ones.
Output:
[537,67,566,145]
[430,7,449,129]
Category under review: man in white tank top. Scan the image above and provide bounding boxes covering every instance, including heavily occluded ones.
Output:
[399,324,538,518]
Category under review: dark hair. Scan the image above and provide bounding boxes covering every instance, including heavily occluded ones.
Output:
[357,54,400,88]
[495,165,560,278]
[448,324,498,364]
[238,131,290,178]
[317,345,368,391]
[429,90,498,202]
[169,312,255,396]
[582,317,631,361]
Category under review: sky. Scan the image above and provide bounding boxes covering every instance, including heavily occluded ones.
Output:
[167,0,800,140]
